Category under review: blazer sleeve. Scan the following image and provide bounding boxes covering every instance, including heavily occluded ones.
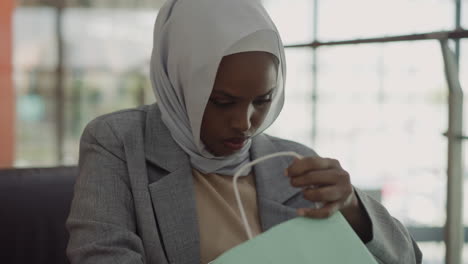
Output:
[66,118,145,264]
[269,136,423,263]
[355,188,423,264]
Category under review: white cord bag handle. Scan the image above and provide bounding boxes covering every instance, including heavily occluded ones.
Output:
[233,151,303,239]
[208,151,378,264]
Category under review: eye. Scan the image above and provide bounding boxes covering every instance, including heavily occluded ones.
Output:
[253,98,272,106]
[209,98,235,107]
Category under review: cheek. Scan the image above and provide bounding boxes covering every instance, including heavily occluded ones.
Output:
[252,105,271,128]
[201,106,223,139]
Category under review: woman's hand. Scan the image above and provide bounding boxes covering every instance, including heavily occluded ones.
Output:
[286,156,373,242]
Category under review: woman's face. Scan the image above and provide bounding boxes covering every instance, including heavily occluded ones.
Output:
[201,51,278,156]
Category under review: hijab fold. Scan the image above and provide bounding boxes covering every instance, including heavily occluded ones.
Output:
[150,0,286,175]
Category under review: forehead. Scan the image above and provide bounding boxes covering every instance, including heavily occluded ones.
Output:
[212,51,278,95]
[217,51,278,74]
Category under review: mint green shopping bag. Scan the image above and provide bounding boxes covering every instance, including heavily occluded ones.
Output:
[210,152,378,264]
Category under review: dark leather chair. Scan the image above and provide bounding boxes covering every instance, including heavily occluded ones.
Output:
[0,166,78,264]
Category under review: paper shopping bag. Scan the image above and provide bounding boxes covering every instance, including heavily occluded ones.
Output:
[210,212,378,264]
[210,151,378,264]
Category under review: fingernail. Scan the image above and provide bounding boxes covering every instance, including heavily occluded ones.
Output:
[284,169,288,177]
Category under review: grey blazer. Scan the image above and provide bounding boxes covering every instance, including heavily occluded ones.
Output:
[66,103,422,264]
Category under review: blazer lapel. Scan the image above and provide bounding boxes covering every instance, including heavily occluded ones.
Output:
[145,104,188,173]
[145,104,200,264]
[143,104,302,263]
[148,167,200,264]
[250,134,301,231]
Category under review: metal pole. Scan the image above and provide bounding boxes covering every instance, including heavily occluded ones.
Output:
[285,30,468,49]
[311,0,318,144]
[454,0,461,66]
[55,4,65,164]
[441,39,464,264]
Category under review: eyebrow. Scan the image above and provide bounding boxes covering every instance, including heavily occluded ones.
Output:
[211,88,275,99]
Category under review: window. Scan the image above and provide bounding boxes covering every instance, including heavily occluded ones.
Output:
[61,8,157,164]
[463,0,468,29]
[265,48,314,148]
[13,3,161,166]
[262,0,315,45]
[14,7,58,166]
[318,0,454,41]
[262,1,466,263]
[315,42,447,227]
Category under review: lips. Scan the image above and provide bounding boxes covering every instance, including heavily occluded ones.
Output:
[223,137,249,151]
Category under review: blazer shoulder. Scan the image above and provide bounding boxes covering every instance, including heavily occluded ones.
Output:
[83,105,151,139]
[263,134,318,157]
[80,105,152,159]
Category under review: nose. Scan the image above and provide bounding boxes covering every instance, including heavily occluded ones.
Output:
[231,104,254,133]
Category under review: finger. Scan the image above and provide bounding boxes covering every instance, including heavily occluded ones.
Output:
[297,201,341,219]
[302,185,345,203]
[287,157,341,177]
[342,187,357,208]
[290,169,350,187]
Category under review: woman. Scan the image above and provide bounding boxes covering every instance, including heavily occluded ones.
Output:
[66,0,422,263]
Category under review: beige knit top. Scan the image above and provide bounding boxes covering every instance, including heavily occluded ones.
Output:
[192,169,262,264]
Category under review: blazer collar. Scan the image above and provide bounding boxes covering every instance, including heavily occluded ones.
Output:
[144,103,301,204]
[250,134,302,231]
[144,103,189,172]
[250,134,301,204]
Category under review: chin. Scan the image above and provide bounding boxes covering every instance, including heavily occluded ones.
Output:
[205,142,241,157]
[215,150,234,157]
[212,147,237,157]
[204,145,226,157]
